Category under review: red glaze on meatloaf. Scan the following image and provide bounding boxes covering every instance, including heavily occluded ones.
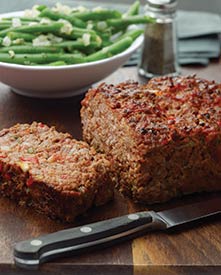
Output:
[0,122,113,222]
[81,75,221,203]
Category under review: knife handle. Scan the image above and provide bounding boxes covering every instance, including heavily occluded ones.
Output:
[14,211,165,269]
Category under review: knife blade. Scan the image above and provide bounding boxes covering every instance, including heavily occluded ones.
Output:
[14,195,221,270]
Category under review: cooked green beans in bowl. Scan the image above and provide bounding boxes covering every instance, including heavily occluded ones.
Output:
[0,2,152,98]
[0,1,153,66]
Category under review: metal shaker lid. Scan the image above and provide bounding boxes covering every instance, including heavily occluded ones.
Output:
[146,0,177,13]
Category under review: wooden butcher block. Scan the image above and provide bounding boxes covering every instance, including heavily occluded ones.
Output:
[0,66,220,275]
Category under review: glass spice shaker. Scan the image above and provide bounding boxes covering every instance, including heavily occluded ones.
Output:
[139,0,179,78]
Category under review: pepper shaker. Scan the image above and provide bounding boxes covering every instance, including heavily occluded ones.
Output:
[139,0,179,78]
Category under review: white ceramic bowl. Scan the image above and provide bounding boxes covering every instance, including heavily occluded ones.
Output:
[0,11,143,98]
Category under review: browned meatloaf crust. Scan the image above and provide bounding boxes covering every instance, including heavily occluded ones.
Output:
[81,75,221,204]
[0,122,113,222]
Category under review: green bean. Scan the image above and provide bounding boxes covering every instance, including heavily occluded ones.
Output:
[86,36,133,62]
[124,1,140,17]
[97,31,111,41]
[7,32,36,42]
[73,9,122,21]
[31,60,67,66]
[0,45,62,53]
[45,61,67,66]
[40,8,86,28]
[0,18,10,21]
[53,40,100,51]
[0,52,85,65]
[0,22,63,37]
[104,36,133,54]
[20,17,41,22]
[36,5,47,12]
[0,19,38,28]
[2,17,41,22]
[60,26,97,40]
[83,22,112,45]
[98,33,112,47]
[115,29,143,42]
[0,23,11,30]
[107,15,155,28]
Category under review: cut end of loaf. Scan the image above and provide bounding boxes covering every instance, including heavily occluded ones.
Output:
[0,122,114,222]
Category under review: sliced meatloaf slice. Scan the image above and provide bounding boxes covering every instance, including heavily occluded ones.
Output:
[81,75,221,204]
[0,122,113,222]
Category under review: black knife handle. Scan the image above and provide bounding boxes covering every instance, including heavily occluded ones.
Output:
[14,211,165,269]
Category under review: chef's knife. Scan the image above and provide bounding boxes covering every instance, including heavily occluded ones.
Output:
[14,195,221,270]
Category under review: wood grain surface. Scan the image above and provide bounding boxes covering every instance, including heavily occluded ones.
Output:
[0,60,220,275]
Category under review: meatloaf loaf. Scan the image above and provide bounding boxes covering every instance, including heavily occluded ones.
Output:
[81,75,221,203]
[0,122,113,222]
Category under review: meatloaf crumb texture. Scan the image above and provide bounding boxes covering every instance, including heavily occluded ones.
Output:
[0,122,113,222]
[81,75,221,203]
